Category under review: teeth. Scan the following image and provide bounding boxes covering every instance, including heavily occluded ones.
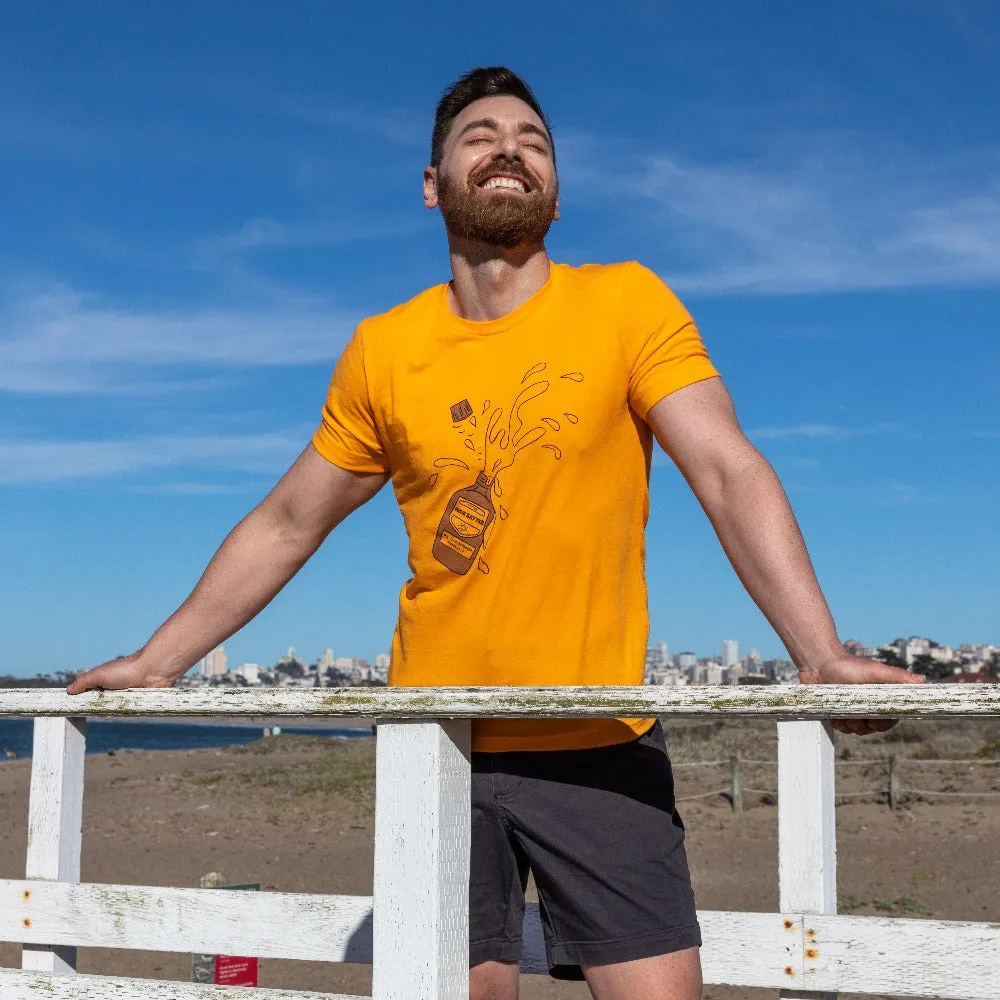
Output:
[482,177,527,192]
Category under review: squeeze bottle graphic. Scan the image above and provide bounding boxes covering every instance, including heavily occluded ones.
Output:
[433,472,495,575]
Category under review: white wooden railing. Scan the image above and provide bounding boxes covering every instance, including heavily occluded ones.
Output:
[2,684,1000,999]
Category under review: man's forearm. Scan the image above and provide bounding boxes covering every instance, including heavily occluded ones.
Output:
[695,448,843,673]
[136,502,324,681]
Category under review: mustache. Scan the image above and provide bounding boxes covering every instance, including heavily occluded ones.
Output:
[467,158,541,191]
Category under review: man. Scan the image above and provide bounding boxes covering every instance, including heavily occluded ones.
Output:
[70,67,920,999]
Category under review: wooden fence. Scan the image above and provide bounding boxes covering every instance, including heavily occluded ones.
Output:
[2,684,1000,999]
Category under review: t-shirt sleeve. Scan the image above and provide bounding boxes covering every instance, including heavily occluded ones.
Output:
[620,263,719,419]
[311,323,391,475]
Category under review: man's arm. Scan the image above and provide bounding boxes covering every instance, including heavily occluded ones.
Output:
[646,377,922,735]
[68,444,388,693]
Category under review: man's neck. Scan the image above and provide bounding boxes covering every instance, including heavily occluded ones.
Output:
[446,240,551,322]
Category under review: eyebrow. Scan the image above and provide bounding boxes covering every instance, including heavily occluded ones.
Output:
[456,117,552,148]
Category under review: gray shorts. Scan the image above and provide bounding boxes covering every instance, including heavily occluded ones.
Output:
[469,722,700,979]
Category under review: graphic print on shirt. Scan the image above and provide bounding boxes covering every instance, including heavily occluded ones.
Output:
[430,362,584,576]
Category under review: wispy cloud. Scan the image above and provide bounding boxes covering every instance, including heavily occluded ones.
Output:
[563,136,1000,294]
[0,287,358,394]
[191,215,425,262]
[859,480,936,508]
[0,432,305,485]
[747,422,906,441]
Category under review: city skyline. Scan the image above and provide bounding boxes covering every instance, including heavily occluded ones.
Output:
[194,631,1000,679]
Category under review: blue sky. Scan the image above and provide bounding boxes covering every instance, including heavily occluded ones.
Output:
[3,2,998,676]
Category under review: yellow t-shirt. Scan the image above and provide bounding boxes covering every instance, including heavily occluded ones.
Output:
[312,261,719,752]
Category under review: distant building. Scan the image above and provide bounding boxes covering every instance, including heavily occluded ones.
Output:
[722,639,739,668]
[232,663,261,685]
[198,645,227,677]
[319,648,335,670]
[645,643,669,673]
[677,652,697,670]
[899,637,931,665]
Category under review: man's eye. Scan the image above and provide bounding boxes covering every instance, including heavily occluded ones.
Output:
[467,136,492,145]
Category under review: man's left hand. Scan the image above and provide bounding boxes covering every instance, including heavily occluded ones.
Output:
[799,655,926,735]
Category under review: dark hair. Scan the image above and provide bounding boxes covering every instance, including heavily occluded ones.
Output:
[431,66,553,168]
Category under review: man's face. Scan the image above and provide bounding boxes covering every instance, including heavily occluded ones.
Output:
[425,95,559,249]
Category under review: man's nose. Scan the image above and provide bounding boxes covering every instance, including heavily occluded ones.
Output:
[494,132,523,161]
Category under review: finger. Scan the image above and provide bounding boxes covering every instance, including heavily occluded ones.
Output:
[67,663,119,694]
[66,669,103,695]
[866,662,925,684]
[863,719,897,734]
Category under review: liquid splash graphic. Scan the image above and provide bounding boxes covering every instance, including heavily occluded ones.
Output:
[431,363,584,575]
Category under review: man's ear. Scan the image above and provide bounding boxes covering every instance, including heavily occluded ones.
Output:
[553,197,560,222]
[423,166,439,209]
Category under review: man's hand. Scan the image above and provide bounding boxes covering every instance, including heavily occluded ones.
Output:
[798,654,925,735]
[67,652,180,694]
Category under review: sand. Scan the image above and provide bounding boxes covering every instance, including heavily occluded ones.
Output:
[2,718,1000,999]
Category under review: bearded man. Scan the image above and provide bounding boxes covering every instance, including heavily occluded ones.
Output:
[70,67,920,999]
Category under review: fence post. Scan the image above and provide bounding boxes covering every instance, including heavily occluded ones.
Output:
[21,716,87,975]
[778,719,837,1000]
[888,754,901,810]
[730,751,743,813]
[372,719,471,1000]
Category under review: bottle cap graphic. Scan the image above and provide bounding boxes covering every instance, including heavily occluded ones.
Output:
[450,399,473,422]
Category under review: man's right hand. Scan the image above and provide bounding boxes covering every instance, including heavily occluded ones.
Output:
[67,652,180,694]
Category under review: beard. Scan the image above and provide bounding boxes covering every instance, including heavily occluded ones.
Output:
[436,159,558,249]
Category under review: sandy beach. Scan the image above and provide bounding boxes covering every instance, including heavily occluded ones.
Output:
[3,718,1000,999]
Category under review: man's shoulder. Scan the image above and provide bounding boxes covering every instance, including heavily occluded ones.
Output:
[360,282,445,335]
[559,259,663,293]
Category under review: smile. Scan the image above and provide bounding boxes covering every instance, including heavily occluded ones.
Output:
[478,176,529,193]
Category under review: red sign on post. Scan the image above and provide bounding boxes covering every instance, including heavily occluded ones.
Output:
[215,954,259,986]
[192,878,261,987]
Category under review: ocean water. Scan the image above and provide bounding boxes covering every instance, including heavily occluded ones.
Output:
[0,719,371,760]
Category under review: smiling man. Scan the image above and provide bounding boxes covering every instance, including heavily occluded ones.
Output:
[70,67,920,999]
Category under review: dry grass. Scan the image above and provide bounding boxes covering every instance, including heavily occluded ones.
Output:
[186,734,376,812]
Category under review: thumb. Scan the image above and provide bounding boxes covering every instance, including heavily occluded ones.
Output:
[867,662,925,684]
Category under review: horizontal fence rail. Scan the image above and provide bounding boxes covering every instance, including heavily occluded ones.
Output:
[2,685,1000,1000]
[0,969,362,1000]
[3,683,1000,718]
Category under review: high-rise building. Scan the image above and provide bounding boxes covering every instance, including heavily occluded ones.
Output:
[199,645,227,677]
[319,648,335,670]
[722,639,739,668]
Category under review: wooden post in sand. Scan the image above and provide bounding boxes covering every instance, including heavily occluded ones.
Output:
[778,720,837,1000]
[730,751,743,813]
[888,754,901,811]
[372,719,471,1000]
[21,717,86,975]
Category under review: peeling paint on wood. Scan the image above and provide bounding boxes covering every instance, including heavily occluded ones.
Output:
[0,880,373,963]
[2,684,998,719]
[0,967,359,998]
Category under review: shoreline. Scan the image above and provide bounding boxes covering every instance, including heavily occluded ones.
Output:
[92,715,376,730]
